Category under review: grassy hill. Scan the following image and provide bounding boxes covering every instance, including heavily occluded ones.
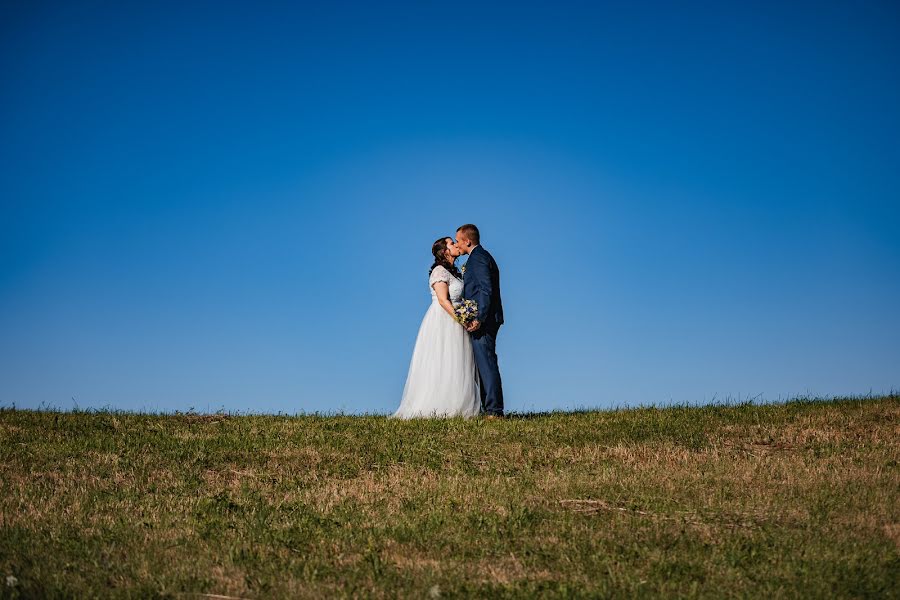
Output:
[1,396,897,598]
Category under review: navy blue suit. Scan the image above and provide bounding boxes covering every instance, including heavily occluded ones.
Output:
[463,245,504,416]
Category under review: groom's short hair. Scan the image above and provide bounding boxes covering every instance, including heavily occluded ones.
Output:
[457,224,480,245]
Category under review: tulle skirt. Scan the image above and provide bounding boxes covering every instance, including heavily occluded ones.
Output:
[393,301,481,419]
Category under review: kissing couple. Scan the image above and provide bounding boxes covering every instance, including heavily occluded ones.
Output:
[393,224,505,419]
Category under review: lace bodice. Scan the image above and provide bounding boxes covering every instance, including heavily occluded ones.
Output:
[429,266,464,305]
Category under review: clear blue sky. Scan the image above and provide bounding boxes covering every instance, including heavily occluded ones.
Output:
[2,1,898,414]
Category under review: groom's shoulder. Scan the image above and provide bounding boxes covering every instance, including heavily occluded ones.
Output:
[478,246,498,265]
[470,246,489,264]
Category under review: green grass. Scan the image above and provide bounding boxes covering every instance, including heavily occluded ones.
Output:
[1,395,898,598]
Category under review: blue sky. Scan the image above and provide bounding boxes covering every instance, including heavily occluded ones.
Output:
[2,1,898,414]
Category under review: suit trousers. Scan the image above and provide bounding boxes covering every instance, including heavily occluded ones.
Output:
[472,324,504,416]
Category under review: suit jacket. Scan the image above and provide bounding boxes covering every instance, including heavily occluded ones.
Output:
[463,245,504,330]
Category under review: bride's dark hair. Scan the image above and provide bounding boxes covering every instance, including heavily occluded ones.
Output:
[429,237,462,279]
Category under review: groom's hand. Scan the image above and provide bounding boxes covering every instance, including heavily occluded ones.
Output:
[467,320,481,332]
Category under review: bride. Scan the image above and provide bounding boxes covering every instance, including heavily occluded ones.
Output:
[393,237,481,419]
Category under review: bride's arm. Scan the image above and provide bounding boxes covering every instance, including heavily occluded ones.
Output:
[432,281,459,322]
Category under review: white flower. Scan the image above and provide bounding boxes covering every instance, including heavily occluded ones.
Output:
[6,575,18,587]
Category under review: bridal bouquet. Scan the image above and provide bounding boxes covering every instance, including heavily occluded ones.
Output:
[454,299,478,326]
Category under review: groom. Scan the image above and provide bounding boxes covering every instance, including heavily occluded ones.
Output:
[455,224,505,418]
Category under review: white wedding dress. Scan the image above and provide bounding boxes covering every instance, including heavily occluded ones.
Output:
[393,265,481,419]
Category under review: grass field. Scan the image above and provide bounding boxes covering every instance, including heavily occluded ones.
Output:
[1,395,898,598]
